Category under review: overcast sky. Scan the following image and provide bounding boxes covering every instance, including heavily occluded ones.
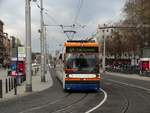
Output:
[0,0,126,55]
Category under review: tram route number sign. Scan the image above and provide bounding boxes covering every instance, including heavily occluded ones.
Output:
[66,47,98,53]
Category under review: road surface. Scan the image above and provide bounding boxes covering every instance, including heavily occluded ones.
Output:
[0,68,150,113]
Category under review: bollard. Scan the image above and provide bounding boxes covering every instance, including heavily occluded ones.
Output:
[0,80,2,98]
[21,76,23,83]
[20,76,22,84]
[8,78,11,91]
[14,78,17,95]
[13,78,15,88]
[12,77,14,89]
[6,79,8,93]
[11,77,13,89]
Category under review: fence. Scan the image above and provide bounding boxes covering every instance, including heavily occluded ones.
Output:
[0,65,40,98]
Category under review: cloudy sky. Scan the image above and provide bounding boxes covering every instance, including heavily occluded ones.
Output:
[0,0,126,55]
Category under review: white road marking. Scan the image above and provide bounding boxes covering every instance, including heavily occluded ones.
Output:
[85,89,108,113]
[107,79,150,92]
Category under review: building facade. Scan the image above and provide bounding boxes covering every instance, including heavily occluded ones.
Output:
[0,20,11,66]
[0,20,4,65]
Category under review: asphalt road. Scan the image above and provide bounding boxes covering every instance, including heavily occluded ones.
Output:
[0,68,150,113]
[97,73,150,113]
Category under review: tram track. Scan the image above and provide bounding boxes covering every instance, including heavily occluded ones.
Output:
[108,82,130,113]
[19,93,72,113]
[0,67,116,113]
[52,93,88,113]
[2,68,150,113]
[115,85,130,113]
[121,94,130,113]
[19,69,150,113]
[21,93,89,113]
[122,88,150,113]
[105,78,150,113]
[19,79,89,113]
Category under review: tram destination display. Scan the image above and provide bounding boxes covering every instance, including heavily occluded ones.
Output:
[66,47,98,53]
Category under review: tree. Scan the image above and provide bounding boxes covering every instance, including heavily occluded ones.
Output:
[98,0,150,59]
[121,0,150,56]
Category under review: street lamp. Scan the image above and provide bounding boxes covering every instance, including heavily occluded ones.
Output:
[44,26,47,74]
[102,26,109,73]
[102,30,106,73]
[40,0,46,82]
[25,0,37,92]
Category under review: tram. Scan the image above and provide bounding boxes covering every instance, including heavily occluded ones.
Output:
[56,40,101,91]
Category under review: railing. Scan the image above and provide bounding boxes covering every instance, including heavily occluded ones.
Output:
[0,76,17,98]
[0,64,40,98]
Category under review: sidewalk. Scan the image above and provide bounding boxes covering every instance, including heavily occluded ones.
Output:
[106,71,150,82]
[0,67,53,102]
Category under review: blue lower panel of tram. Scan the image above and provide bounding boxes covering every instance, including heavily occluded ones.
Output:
[65,81,100,91]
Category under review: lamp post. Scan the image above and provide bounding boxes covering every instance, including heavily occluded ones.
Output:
[40,0,46,82]
[102,29,106,73]
[44,26,47,74]
[25,0,32,92]
[25,0,38,92]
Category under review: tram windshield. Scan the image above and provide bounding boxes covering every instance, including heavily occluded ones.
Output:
[65,53,99,73]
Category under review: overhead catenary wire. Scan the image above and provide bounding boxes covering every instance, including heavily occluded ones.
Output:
[38,7,75,39]
[36,2,69,40]
[35,1,85,40]
[73,0,96,40]
[36,2,60,26]
[60,25,76,40]
[74,0,84,25]
[44,12,60,26]
[66,0,85,40]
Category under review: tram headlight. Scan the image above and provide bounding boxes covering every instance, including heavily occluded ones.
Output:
[96,74,100,77]
[66,74,69,78]
[88,74,96,78]
[92,75,96,78]
[69,74,73,78]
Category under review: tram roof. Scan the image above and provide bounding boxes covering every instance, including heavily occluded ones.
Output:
[64,40,99,47]
[67,40,95,42]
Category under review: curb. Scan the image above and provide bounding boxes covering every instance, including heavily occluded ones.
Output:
[106,71,150,82]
